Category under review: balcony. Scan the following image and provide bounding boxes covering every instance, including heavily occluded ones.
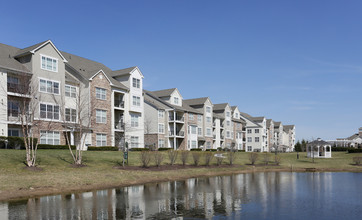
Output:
[114,100,125,109]
[114,122,125,131]
[7,83,31,97]
[169,115,184,123]
[169,131,185,137]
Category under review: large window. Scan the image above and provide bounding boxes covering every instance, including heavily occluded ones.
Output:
[65,85,76,98]
[96,109,106,123]
[158,139,165,148]
[40,103,59,120]
[131,114,139,127]
[40,131,60,145]
[39,79,59,94]
[65,108,76,122]
[96,87,106,100]
[96,134,107,146]
[132,78,140,88]
[158,123,165,133]
[132,96,141,106]
[8,101,19,117]
[130,136,139,148]
[41,55,58,72]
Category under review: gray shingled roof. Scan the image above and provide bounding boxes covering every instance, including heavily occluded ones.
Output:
[152,88,177,98]
[283,125,295,132]
[266,119,273,127]
[308,139,330,146]
[0,43,31,73]
[231,106,238,111]
[213,103,228,111]
[144,90,172,110]
[274,122,281,128]
[110,66,137,77]
[13,40,49,57]
[240,112,253,119]
[251,117,264,123]
[183,97,209,106]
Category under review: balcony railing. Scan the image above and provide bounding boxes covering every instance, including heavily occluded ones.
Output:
[169,115,184,122]
[169,131,185,137]
[114,101,124,108]
[7,83,31,95]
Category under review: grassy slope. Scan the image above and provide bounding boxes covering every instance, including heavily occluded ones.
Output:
[0,150,361,201]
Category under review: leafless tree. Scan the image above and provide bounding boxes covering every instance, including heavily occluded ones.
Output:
[249,152,258,165]
[153,151,164,167]
[180,150,189,166]
[204,151,213,166]
[168,149,178,165]
[227,151,236,165]
[192,152,201,166]
[140,151,152,167]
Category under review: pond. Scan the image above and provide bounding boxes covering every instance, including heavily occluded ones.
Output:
[1,172,361,219]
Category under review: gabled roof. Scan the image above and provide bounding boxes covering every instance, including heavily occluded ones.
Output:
[308,138,330,146]
[213,103,229,111]
[182,103,202,114]
[15,40,68,62]
[251,116,265,123]
[284,125,295,132]
[183,97,211,106]
[152,88,181,98]
[274,122,281,128]
[111,66,144,78]
[266,119,273,127]
[240,112,253,119]
[346,133,360,140]
[0,43,31,73]
[144,90,172,110]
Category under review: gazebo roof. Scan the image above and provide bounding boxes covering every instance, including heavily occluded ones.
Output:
[308,138,330,146]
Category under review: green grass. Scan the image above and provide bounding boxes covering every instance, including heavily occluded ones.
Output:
[0,150,361,201]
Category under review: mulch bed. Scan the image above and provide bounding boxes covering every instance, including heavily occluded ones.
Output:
[113,164,243,171]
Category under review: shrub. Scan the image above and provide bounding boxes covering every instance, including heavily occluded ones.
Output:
[217,147,223,151]
[353,157,362,165]
[206,149,217,152]
[238,150,245,152]
[38,144,76,150]
[263,153,270,166]
[190,148,202,151]
[168,150,178,165]
[180,151,189,166]
[332,147,354,152]
[227,151,236,165]
[140,151,152,167]
[153,151,164,167]
[0,136,38,149]
[249,152,258,165]
[87,146,117,151]
[274,155,281,165]
[348,149,362,153]
[192,152,202,166]
[204,151,213,166]
[216,155,224,166]
[158,147,172,151]
[130,148,150,151]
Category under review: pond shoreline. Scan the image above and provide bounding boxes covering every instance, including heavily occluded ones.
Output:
[1,166,361,202]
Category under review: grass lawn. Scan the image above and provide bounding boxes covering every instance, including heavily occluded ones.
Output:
[0,149,361,201]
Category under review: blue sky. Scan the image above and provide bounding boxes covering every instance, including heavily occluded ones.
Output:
[1,0,361,140]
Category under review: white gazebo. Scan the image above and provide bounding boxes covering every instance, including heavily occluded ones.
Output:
[307,138,332,158]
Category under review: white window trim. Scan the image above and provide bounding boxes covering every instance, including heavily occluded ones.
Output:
[96,133,107,146]
[158,123,165,134]
[39,102,60,121]
[95,87,107,100]
[65,84,77,98]
[40,54,58,72]
[38,77,61,95]
[96,109,107,124]
[40,130,60,145]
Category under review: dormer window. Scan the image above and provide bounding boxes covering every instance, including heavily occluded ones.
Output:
[174,97,179,105]
[226,111,231,117]
[41,55,58,72]
[132,78,140,88]
[235,113,239,118]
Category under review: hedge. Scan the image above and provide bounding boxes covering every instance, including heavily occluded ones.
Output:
[348,149,362,153]
[238,150,246,152]
[190,148,203,151]
[87,146,118,151]
[206,149,217,152]
[38,144,76,150]
[129,148,149,151]
[332,147,355,152]
[0,136,38,149]
[158,148,172,151]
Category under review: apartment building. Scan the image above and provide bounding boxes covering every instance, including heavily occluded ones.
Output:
[0,40,144,149]
[266,119,275,151]
[329,127,362,148]
[231,106,246,150]
[240,112,267,152]
[213,103,235,149]
[283,125,296,151]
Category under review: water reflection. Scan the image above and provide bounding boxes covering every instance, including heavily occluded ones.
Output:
[1,172,361,219]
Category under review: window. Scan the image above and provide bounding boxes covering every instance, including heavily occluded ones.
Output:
[206,106,211,113]
[238,143,242,149]
[226,131,230,138]
[132,78,140,88]
[41,55,58,72]
[235,113,239,118]
[238,132,242,139]
[174,97,179,105]
[40,104,59,120]
[189,125,197,134]
[226,111,231,117]
[8,101,19,117]
[39,79,59,94]
[8,129,20,137]
[158,123,165,133]
[131,114,139,127]
[132,96,141,106]
[255,137,260,142]
[198,127,202,135]
[96,109,106,123]
[231,131,234,139]
[40,131,60,145]
[130,136,139,148]
[247,129,252,134]
[192,140,197,148]
[206,141,211,149]
[65,108,76,122]
[96,88,106,100]
[247,146,252,152]
[197,115,202,122]
[206,116,211,123]
[7,76,19,89]
[247,137,252,142]
[189,113,194,120]
[226,120,230,126]
[96,134,107,146]
[65,85,76,98]
[158,139,165,148]
[206,128,212,136]
[158,110,164,118]
[255,129,259,133]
